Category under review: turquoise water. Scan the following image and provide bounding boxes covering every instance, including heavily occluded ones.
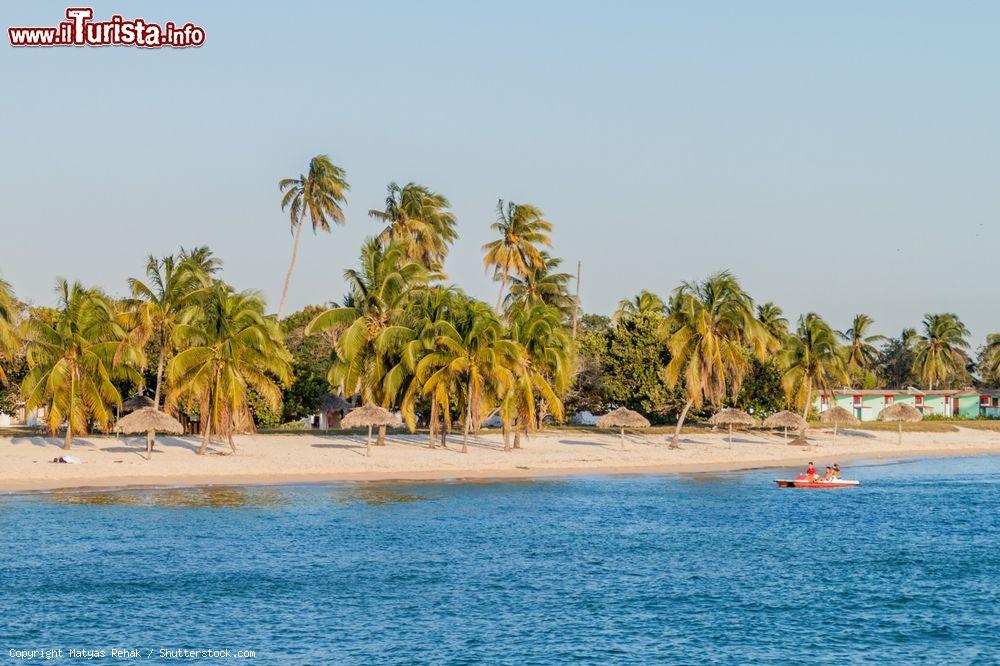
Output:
[0,456,997,664]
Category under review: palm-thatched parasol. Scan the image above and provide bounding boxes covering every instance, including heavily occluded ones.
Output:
[121,394,155,413]
[762,410,808,441]
[708,408,755,448]
[597,407,651,449]
[879,403,922,444]
[341,404,403,456]
[115,408,184,460]
[819,406,860,441]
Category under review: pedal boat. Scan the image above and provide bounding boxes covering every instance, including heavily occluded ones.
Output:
[774,474,860,488]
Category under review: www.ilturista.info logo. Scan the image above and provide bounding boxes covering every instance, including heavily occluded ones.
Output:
[8,7,205,48]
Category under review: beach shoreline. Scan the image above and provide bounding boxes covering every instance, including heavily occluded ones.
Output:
[2,427,997,493]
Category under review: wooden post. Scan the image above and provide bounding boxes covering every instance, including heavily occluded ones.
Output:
[898,422,902,445]
[367,425,372,456]
[729,424,734,448]
[146,430,154,461]
[620,427,625,450]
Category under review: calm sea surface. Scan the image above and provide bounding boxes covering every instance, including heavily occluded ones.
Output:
[0,456,997,664]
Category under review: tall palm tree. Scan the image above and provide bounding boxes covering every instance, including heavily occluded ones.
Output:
[306,240,428,443]
[780,313,849,417]
[503,304,571,449]
[839,314,885,371]
[369,182,457,271]
[0,277,19,384]
[277,155,350,318]
[122,254,208,409]
[167,284,292,454]
[482,199,552,311]
[503,252,575,318]
[912,313,971,390]
[614,290,666,323]
[663,271,772,447]
[756,302,789,341]
[417,300,519,453]
[21,280,140,449]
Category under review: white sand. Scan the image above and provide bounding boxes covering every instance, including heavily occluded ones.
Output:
[1,427,996,492]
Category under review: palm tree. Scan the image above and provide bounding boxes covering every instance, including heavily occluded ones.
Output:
[912,313,971,390]
[167,284,292,454]
[306,240,428,444]
[614,290,666,323]
[503,252,575,318]
[839,314,885,371]
[417,300,519,453]
[503,304,571,449]
[0,277,19,384]
[756,302,789,341]
[979,333,1000,386]
[122,254,208,409]
[663,271,772,447]
[780,313,849,417]
[482,199,552,311]
[277,155,350,318]
[369,182,457,271]
[179,246,223,280]
[21,280,140,449]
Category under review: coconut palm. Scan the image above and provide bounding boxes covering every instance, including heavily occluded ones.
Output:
[979,333,1000,386]
[664,272,773,447]
[306,240,428,443]
[780,313,849,417]
[839,314,885,371]
[482,199,552,311]
[614,290,666,323]
[277,155,350,318]
[416,300,519,453]
[503,252,575,318]
[369,182,457,271]
[167,284,292,454]
[122,254,208,409]
[756,302,789,341]
[502,304,570,449]
[21,280,141,449]
[912,313,971,390]
[179,246,223,280]
[0,277,19,384]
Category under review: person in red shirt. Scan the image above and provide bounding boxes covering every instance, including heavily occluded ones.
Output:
[805,462,817,480]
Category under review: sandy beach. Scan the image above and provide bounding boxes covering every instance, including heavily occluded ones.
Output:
[2,426,997,492]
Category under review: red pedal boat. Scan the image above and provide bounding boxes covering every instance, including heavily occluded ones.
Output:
[774,474,860,488]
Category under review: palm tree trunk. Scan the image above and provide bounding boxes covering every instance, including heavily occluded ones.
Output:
[494,265,509,312]
[513,419,522,449]
[671,400,693,448]
[199,416,211,455]
[503,421,511,451]
[801,383,812,419]
[376,425,386,446]
[428,400,438,449]
[462,390,472,453]
[440,422,448,448]
[146,430,154,461]
[227,431,237,454]
[63,421,73,450]
[153,344,166,409]
[277,219,304,319]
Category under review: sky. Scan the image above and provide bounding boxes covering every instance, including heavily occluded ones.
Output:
[2,1,998,345]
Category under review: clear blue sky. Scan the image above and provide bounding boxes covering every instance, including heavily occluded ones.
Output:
[3,1,998,345]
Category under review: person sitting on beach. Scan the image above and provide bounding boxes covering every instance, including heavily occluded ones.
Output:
[832,464,842,479]
[805,462,817,479]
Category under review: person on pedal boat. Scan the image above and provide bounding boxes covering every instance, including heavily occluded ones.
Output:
[832,464,842,479]
[819,466,834,482]
[805,462,817,479]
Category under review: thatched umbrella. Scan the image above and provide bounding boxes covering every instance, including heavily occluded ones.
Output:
[819,406,860,441]
[879,403,922,444]
[762,410,808,441]
[114,408,184,460]
[708,408,755,448]
[121,394,155,413]
[597,407,651,449]
[342,404,402,456]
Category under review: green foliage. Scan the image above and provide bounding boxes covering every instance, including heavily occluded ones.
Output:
[281,305,335,421]
[727,357,785,416]
[248,388,283,428]
[601,312,677,423]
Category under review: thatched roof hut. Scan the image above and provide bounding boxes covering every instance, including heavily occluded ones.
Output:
[819,405,860,441]
[341,404,402,456]
[708,408,754,448]
[114,408,184,460]
[762,410,807,441]
[879,402,922,444]
[597,407,650,449]
[121,394,155,413]
[319,393,353,412]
